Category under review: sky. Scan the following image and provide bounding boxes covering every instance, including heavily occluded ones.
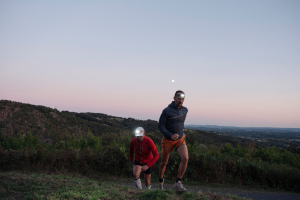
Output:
[0,0,299,128]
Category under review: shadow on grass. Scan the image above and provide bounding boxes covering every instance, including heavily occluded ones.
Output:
[139,190,170,200]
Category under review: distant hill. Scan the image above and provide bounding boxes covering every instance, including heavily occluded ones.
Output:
[186,124,300,132]
[186,125,300,148]
[0,100,263,148]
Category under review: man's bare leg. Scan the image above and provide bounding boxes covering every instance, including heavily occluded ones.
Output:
[159,153,170,179]
[133,165,142,189]
[144,173,151,187]
[133,165,142,179]
[177,144,189,179]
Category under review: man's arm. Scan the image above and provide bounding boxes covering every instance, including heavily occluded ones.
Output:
[158,109,173,140]
[145,139,159,168]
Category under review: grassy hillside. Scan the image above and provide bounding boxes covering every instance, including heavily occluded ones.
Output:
[0,99,258,148]
[0,100,158,143]
[1,100,300,192]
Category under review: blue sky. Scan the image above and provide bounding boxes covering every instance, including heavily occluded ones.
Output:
[1,0,299,127]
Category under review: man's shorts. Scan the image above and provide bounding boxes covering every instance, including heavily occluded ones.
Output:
[161,135,186,155]
[134,160,153,174]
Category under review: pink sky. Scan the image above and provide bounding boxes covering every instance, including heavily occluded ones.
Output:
[1,1,299,128]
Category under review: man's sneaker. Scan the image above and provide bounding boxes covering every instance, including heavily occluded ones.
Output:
[134,178,142,189]
[146,185,151,190]
[158,182,164,190]
[173,181,186,192]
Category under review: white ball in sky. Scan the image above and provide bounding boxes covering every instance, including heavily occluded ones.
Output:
[172,80,174,83]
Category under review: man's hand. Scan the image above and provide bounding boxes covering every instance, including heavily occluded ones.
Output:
[171,134,179,140]
[141,165,149,172]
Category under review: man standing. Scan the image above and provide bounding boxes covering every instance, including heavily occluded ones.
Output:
[129,127,159,189]
[158,90,189,191]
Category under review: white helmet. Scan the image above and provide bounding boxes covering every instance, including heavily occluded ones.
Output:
[135,127,145,136]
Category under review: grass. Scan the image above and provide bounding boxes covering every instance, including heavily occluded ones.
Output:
[0,171,251,200]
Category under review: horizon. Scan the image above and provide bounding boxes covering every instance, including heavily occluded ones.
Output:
[1,1,299,128]
[1,98,299,129]
[185,124,300,129]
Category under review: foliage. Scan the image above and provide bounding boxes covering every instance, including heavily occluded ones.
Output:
[1,131,39,150]
[253,146,300,169]
[1,100,300,192]
[1,132,300,192]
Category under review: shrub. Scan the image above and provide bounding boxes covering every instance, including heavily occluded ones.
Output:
[1,131,300,192]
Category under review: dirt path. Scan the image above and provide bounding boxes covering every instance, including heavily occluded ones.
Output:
[112,181,300,200]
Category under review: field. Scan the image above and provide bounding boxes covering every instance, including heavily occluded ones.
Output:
[0,171,250,200]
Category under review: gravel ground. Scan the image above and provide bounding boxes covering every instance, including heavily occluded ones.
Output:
[115,181,300,200]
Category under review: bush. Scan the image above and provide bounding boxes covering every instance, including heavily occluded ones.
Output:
[1,131,300,192]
